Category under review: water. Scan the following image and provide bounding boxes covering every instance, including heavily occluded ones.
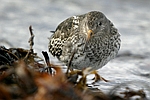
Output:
[0,0,150,98]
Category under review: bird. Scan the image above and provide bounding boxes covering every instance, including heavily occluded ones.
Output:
[49,11,121,71]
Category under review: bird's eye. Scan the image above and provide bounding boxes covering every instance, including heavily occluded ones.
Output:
[98,22,102,26]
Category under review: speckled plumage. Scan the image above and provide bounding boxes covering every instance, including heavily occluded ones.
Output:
[49,11,121,70]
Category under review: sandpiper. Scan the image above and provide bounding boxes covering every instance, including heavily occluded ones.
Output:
[49,11,121,71]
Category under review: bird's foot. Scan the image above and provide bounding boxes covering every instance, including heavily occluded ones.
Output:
[66,68,92,91]
[90,70,109,83]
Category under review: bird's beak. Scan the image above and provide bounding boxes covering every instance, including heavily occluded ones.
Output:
[86,30,94,42]
[83,30,94,52]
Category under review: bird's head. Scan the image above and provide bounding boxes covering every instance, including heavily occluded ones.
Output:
[81,11,111,50]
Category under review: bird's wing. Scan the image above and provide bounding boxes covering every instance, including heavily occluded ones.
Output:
[49,14,86,59]
[49,16,78,58]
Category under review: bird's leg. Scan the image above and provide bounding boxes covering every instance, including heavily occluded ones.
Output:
[66,49,76,76]
[91,70,109,83]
